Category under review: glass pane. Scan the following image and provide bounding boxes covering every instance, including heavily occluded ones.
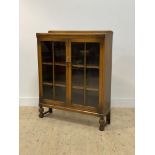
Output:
[72,67,84,87]
[86,43,99,66]
[86,68,99,89]
[42,64,53,82]
[43,85,53,99]
[41,41,52,62]
[72,88,84,105]
[72,43,84,65]
[86,90,98,107]
[54,42,66,63]
[55,66,66,85]
[55,86,66,102]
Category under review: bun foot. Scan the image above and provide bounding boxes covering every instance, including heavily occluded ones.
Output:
[39,113,44,118]
[39,106,44,118]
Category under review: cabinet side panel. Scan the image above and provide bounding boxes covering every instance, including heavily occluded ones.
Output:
[104,33,113,113]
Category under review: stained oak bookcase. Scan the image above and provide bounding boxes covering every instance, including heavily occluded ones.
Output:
[36,31,113,131]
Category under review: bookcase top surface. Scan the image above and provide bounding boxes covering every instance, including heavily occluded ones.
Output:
[36,30,113,37]
[48,30,113,34]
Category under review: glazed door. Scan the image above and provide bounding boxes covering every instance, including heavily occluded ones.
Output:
[71,41,100,108]
[40,41,67,103]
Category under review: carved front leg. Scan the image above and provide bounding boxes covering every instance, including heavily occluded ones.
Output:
[99,116,106,131]
[39,104,44,118]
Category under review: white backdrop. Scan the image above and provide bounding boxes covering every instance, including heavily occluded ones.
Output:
[19,0,135,107]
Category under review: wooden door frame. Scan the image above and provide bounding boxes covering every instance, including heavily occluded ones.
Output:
[68,38,104,111]
[66,40,71,105]
[37,36,105,113]
[99,41,105,114]
[37,40,43,99]
[37,39,69,105]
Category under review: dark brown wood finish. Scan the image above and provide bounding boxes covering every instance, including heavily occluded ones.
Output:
[36,31,113,131]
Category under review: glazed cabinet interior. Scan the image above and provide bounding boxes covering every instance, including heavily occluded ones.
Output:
[41,40,100,109]
[37,31,113,131]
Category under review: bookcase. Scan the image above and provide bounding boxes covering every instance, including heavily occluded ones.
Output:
[36,31,113,131]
